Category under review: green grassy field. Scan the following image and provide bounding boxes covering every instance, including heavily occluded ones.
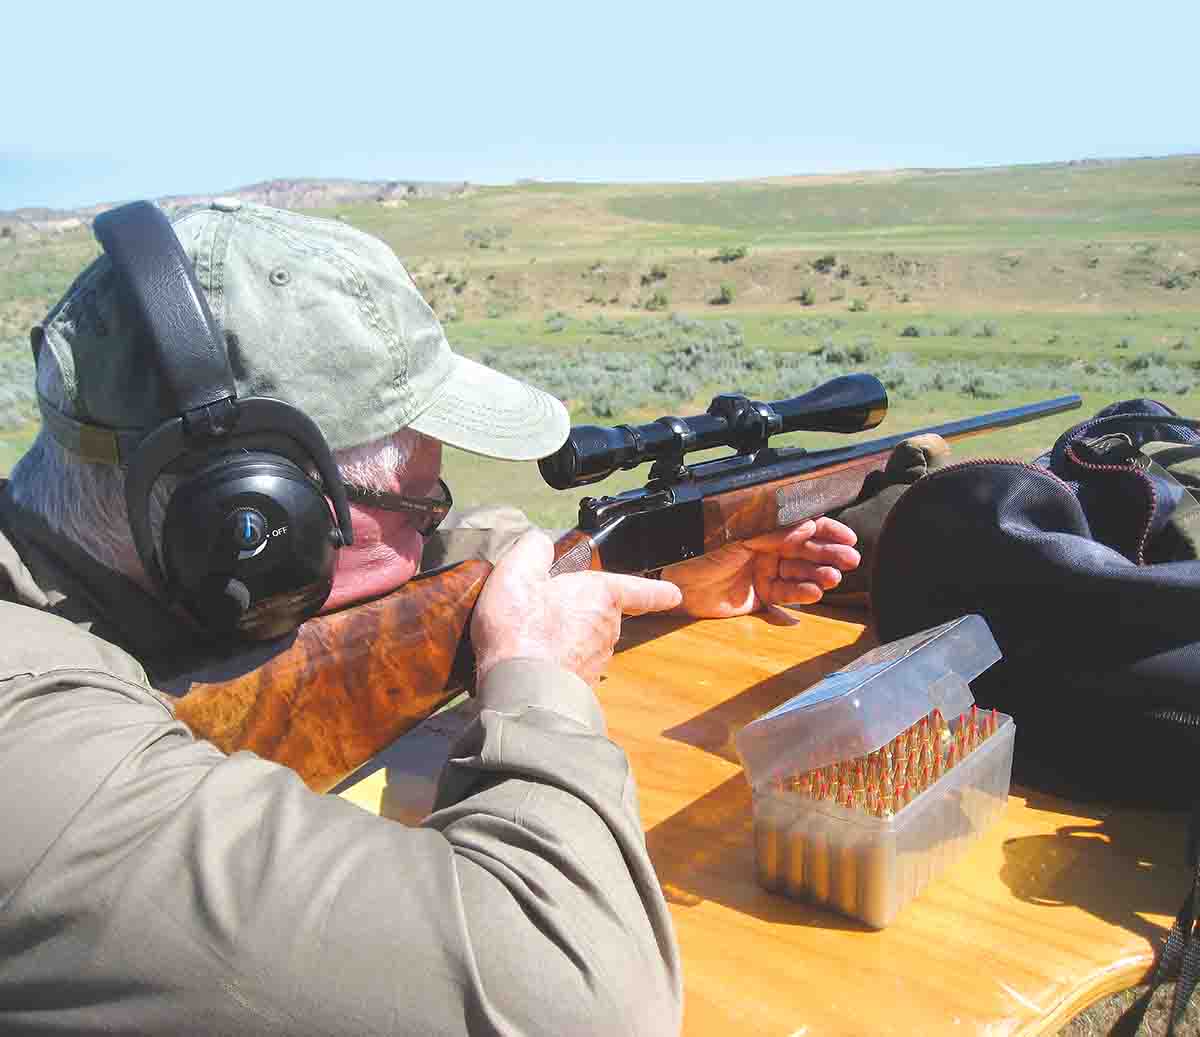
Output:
[2,156,1198,529]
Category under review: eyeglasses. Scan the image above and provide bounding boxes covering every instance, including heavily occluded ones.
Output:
[343,477,453,537]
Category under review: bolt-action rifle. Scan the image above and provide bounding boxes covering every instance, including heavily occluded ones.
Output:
[170,374,1081,793]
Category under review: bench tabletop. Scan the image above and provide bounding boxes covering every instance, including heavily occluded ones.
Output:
[344,605,1189,1036]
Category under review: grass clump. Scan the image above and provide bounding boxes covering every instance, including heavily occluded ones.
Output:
[463,225,512,249]
[712,246,748,263]
[780,316,845,337]
[1157,269,1199,290]
[711,283,736,306]
[1125,350,1173,371]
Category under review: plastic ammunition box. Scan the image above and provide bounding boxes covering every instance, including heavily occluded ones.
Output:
[736,614,1014,929]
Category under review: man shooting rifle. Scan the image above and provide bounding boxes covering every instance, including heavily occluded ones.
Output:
[0,200,860,1035]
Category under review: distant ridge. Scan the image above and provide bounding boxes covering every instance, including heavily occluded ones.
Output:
[3,153,1197,243]
[0,177,472,241]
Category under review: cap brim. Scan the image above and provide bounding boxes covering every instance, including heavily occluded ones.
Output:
[407,354,570,461]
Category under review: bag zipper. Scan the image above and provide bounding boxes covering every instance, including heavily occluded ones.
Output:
[1149,708,1200,729]
[1051,409,1200,563]
[1061,444,1157,564]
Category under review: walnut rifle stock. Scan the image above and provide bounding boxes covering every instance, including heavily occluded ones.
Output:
[171,375,1081,793]
[169,559,491,793]
[170,537,588,794]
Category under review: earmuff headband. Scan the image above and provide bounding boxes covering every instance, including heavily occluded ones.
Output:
[93,202,237,416]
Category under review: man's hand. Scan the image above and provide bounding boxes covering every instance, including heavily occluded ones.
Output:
[664,516,861,619]
[472,530,683,686]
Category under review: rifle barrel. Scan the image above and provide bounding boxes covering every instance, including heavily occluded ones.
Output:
[857,394,1083,454]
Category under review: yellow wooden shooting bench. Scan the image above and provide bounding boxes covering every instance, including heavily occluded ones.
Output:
[341,606,1189,1036]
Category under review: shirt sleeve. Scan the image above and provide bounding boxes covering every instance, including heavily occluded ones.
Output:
[0,604,682,1036]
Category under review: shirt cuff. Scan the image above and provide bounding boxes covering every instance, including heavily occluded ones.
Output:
[476,658,607,735]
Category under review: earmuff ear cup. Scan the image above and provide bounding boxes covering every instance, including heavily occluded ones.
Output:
[161,452,338,640]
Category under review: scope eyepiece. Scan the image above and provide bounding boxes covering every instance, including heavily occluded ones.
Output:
[538,373,888,490]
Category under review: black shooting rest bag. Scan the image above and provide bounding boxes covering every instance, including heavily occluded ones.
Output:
[871,397,1200,1034]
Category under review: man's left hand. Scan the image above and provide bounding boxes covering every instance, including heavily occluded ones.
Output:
[663,516,860,619]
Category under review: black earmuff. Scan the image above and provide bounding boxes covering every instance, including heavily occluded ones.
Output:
[93,200,354,640]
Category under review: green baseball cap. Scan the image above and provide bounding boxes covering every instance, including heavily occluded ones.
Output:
[35,200,569,464]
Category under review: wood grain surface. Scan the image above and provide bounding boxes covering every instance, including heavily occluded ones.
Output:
[172,560,491,792]
[700,454,890,552]
[343,605,1190,1036]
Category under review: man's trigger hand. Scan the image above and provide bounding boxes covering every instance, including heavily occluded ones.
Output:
[471,530,682,687]
[662,516,861,619]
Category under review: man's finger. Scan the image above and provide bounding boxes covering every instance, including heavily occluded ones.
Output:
[781,540,862,569]
[757,578,825,606]
[742,521,815,552]
[744,516,858,554]
[599,573,684,616]
[779,561,844,588]
[753,554,842,603]
[810,516,858,545]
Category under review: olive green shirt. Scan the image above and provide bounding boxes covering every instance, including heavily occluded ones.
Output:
[0,490,682,1035]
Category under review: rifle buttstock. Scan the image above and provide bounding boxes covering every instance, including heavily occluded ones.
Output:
[172,559,493,792]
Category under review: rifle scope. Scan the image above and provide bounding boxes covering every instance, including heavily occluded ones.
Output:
[539,373,889,490]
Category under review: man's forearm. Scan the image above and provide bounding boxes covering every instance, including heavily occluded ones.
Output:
[426,657,682,1036]
[0,606,681,1036]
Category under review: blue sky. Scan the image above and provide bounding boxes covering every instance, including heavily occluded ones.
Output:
[2,0,1196,211]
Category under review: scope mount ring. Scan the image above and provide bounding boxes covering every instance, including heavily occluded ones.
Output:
[646,415,693,485]
[707,393,782,454]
